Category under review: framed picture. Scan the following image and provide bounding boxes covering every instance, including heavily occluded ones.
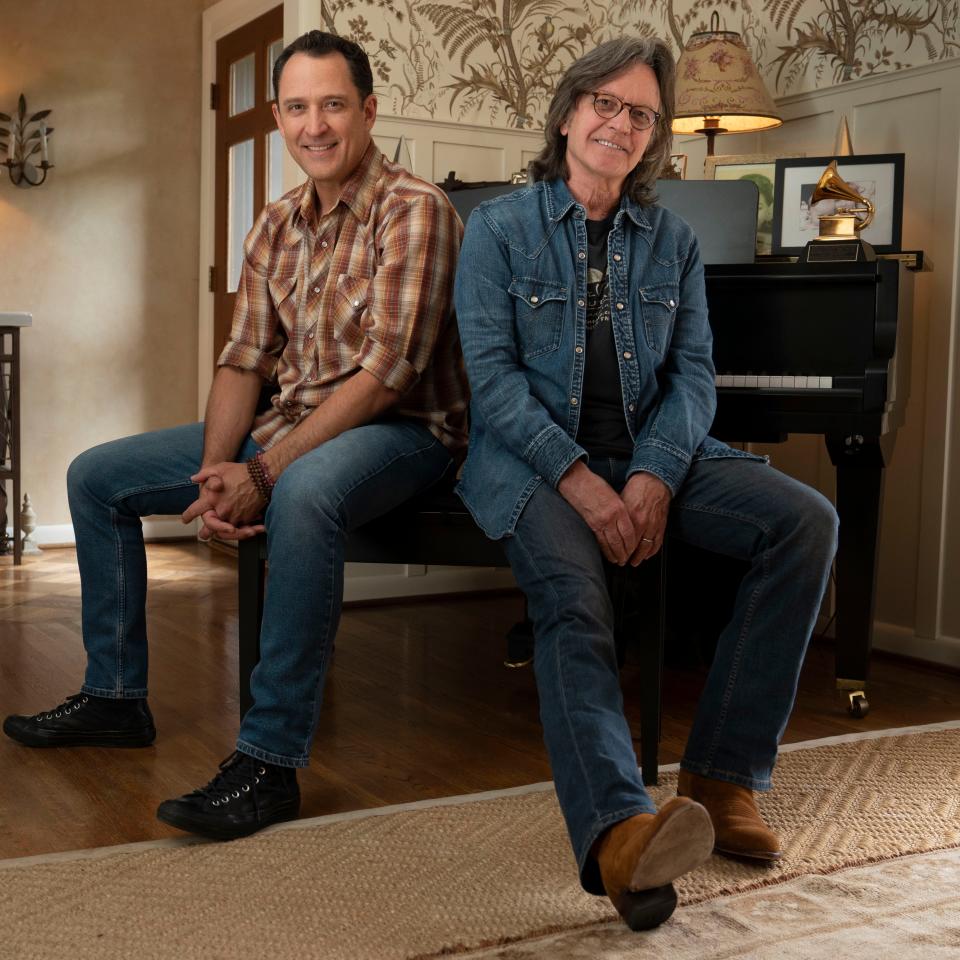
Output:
[704,153,805,255]
[772,154,905,255]
[667,154,687,179]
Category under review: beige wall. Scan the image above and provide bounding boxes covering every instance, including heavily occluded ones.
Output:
[1,0,208,531]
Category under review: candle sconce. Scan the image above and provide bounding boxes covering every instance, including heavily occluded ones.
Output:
[1,95,54,187]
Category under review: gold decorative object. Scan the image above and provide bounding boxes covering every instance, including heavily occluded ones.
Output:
[804,160,876,262]
[834,116,854,156]
[672,12,782,156]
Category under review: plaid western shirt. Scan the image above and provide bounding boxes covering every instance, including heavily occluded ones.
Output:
[218,143,468,453]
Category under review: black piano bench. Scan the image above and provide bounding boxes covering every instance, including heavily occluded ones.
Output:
[235,487,666,785]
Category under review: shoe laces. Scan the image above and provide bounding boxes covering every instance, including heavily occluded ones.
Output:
[34,693,89,722]
[196,752,269,807]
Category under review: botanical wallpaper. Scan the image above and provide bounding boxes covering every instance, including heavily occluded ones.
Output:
[319,0,959,128]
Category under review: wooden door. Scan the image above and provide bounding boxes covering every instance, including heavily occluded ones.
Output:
[212,6,285,359]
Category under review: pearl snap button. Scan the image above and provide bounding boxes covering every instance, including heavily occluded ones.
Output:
[570,397,578,405]
[623,351,632,359]
[353,300,361,307]
[628,403,636,412]
[575,345,583,354]
[577,299,585,307]
[669,299,676,307]
[313,286,320,293]
[578,252,586,260]
[613,254,622,262]
[320,240,328,248]
[616,302,624,310]
[530,295,539,303]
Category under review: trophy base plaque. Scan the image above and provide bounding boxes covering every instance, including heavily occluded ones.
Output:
[804,237,876,263]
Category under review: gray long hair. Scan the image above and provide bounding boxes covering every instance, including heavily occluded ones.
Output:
[529,37,676,206]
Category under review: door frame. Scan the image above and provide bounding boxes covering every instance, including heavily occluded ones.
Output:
[198,0,321,414]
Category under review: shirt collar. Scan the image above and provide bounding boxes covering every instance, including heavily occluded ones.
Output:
[543,177,652,230]
[294,141,383,231]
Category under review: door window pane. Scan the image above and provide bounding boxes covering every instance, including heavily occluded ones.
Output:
[266,38,284,101]
[230,53,256,116]
[227,138,255,292]
[266,130,285,203]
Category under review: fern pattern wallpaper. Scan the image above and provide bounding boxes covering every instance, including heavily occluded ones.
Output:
[318,0,959,128]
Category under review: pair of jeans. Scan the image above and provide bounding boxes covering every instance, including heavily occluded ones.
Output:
[502,456,838,894]
[67,418,453,766]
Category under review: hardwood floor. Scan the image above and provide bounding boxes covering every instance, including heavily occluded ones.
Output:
[2,542,959,860]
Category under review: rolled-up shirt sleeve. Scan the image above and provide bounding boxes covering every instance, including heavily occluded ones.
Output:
[217,207,285,382]
[355,192,462,394]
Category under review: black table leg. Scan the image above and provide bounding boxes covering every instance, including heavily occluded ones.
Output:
[237,536,266,719]
[825,434,887,716]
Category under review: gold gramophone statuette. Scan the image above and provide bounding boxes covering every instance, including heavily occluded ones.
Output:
[804,160,876,263]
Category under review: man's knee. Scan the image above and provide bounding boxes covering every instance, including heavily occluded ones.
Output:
[775,482,838,564]
[267,458,343,530]
[66,443,114,503]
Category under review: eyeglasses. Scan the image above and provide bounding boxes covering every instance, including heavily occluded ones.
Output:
[588,92,661,132]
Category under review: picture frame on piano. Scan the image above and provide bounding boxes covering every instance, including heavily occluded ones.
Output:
[772,153,905,255]
[666,154,687,179]
[704,153,805,255]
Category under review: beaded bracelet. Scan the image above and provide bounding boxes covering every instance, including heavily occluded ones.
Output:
[246,452,275,503]
[255,451,276,488]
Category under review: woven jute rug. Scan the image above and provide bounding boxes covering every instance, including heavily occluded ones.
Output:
[2,723,960,960]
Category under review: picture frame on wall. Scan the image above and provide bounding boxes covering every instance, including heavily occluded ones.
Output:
[772,154,905,255]
[704,153,805,255]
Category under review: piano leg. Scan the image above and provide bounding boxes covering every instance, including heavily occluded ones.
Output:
[825,435,888,717]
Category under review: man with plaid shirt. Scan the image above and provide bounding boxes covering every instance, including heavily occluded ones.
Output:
[3,31,468,840]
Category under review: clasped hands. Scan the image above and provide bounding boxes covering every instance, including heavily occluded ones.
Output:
[557,462,670,566]
[181,461,267,541]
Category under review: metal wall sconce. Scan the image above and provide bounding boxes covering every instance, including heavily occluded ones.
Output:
[1,95,54,187]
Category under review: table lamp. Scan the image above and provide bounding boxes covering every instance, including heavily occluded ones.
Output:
[672,13,782,156]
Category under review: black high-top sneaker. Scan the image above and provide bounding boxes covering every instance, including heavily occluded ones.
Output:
[3,693,156,747]
[157,752,301,840]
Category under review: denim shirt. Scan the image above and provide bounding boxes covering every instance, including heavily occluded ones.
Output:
[454,177,760,539]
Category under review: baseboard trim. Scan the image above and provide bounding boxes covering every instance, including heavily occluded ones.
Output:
[872,621,960,669]
[26,520,197,548]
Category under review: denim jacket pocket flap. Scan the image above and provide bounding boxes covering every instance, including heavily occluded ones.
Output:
[333,274,371,344]
[507,278,567,361]
[508,278,568,309]
[639,284,678,312]
[638,283,679,354]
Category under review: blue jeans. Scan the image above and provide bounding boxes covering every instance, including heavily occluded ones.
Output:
[502,457,838,894]
[67,419,453,766]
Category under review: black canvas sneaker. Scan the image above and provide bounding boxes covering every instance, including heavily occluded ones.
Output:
[157,751,300,840]
[3,693,156,747]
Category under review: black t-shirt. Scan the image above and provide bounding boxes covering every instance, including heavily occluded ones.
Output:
[575,213,634,459]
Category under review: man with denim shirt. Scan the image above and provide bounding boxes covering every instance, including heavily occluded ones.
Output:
[4,32,467,840]
[455,38,838,930]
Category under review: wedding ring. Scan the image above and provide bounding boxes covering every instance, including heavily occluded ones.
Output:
[641,537,655,543]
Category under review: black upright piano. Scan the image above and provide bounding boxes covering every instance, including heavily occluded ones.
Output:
[706,258,913,715]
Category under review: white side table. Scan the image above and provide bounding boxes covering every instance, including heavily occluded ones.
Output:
[0,313,31,563]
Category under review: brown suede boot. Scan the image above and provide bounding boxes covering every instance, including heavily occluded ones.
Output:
[677,770,782,862]
[595,796,714,930]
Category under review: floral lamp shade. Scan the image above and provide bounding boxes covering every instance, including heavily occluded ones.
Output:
[672,15,782,155]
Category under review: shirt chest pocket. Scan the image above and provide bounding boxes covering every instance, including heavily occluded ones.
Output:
[267,275,298,335]
[332,274,371,349]
[508,278,567,361]
[638,284,679,355]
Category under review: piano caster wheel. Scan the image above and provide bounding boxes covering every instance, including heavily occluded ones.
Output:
[848,692,870,718]
[504,620,534,668]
